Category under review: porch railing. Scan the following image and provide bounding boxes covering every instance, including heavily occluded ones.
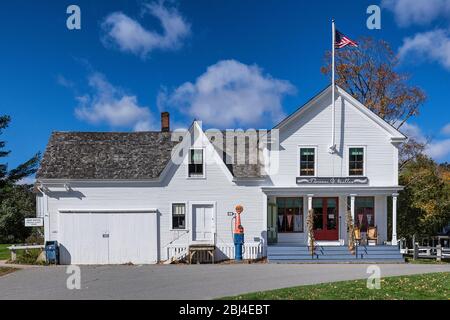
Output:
[166,242,264,263]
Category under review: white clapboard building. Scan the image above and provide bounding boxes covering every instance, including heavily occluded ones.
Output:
[36,85,406,264]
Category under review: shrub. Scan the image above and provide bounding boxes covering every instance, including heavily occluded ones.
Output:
[14,248,45,265]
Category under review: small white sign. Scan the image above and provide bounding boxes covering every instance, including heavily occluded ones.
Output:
[25,218,43,227]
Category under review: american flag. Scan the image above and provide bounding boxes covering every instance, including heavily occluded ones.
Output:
[335,30,358,49]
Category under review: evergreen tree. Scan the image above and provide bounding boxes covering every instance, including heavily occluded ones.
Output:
[0,115,40,242]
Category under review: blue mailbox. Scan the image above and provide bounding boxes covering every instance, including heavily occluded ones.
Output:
[45,240,59,264]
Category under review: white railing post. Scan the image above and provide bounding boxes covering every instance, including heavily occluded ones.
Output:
[436,245,442,262]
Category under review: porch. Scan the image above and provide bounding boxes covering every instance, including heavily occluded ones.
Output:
[262,186,402,247]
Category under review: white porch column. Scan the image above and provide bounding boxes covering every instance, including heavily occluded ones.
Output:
[262,192,268,256]
[350,194,356,221]
[307,194,313,212]
[392,193,398,245]
[307,194,314,246]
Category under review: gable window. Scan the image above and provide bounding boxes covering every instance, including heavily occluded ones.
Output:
[188,148,204,177]
[300,148,315,176]
[172,203,186,230]
[349,147,364,176]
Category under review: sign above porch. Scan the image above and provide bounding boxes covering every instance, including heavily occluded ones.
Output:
[296,177,369,185]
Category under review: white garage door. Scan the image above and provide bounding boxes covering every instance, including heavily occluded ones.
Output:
[58,211,157,265]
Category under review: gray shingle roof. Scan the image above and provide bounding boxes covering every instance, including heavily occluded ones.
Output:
[37,131,265,180]
[36,132,179,180]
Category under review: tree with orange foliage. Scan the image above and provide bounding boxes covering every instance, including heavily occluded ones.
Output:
[321,37,426,169]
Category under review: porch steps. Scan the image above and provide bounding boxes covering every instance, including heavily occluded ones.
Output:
[267,245,404,263]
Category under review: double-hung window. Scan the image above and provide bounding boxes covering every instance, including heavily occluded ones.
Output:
[188,148,204,177]
[172,203,186,230]
[349,147,364,176]
[300,148,315,176]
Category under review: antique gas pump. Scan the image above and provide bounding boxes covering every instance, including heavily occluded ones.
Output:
[233,205,245,261]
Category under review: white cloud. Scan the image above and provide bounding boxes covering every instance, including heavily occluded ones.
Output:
[398,29,450,70]
[382,0,450,27]
[426,139,450,160]
[101,1,190,58]
[56,74,75,89]
[401,122,450,161]
[159,59,295,127]
[441,123,450,135]
[400,122,427,143]
[75,72,155,131]
[16,177,35,185]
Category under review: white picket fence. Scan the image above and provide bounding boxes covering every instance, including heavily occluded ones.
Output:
[166,242,265,263]
[403,245,450,260]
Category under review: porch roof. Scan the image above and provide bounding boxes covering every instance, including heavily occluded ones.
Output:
[261,185,403,196]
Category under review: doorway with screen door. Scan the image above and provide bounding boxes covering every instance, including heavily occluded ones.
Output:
[312,197,339,241]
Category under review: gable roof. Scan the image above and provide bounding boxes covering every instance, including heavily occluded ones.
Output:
[37,129,265,181]
[273,85,407,141]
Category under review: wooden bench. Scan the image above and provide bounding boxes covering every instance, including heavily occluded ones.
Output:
[188,244,215,264]
[7,245,45,262]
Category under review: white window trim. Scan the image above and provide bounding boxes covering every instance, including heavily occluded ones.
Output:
[298,145,318,177]
[170,202,188,231]
[187,147,206,179]
[188,201,216,244]
[347,145,367,177]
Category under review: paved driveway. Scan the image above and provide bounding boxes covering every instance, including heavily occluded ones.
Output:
[0,263,449,299]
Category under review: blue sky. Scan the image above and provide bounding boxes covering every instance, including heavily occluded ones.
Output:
[1,0,450,178]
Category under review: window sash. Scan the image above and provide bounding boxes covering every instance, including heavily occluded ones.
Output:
[300,148,315,176]
[190,149,203,164]
[172,204,186,229]
[349,148,364,176]
[189,149,204,176]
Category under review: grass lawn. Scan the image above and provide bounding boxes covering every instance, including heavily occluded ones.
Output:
[0,267,17,277]
[0,244,11,260]
[406,257,450,264]
[223,272,450,300]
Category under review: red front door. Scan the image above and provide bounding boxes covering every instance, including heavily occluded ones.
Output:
[313,197,339,241]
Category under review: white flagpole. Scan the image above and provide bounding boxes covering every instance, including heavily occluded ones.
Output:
[330,19,336,154]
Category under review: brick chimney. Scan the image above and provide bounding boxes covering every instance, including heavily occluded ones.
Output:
[161,112,170,132]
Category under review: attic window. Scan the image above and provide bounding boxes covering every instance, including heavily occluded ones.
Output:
[188,148,204,177]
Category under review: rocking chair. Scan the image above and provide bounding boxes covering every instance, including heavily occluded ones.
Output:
[367,226,378,245]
